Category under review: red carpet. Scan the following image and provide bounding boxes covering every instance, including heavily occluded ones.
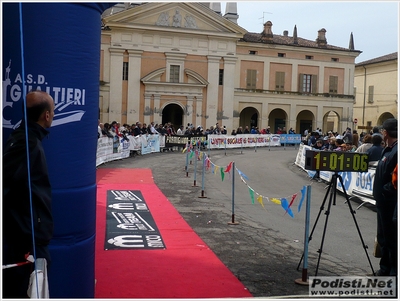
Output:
[95,168,253,298]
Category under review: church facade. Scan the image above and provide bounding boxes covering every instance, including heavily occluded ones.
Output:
[100,2,361,134]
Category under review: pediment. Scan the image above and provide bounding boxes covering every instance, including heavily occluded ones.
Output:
[141,68,208,87]
[103,2,246,36]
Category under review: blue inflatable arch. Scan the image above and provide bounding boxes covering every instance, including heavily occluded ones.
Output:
[3,3,112,298]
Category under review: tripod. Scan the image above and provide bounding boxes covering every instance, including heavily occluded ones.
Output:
[297,172,375,276]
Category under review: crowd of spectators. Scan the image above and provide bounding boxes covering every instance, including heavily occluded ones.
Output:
[304,126,385,160]
[98,121,300,140]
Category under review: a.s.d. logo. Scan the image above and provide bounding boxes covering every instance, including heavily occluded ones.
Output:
[3,59,87,130]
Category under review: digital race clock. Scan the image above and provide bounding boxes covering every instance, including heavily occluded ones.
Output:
[304,150,369,172]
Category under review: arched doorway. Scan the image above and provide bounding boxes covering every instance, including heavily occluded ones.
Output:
[269,108,288,134]
[240,107,258,129]
[377,112,395,125]
[162,103,184,131]
[297,110,314,135]
[323,111,340,133]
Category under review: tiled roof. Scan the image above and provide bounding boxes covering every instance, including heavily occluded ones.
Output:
[356,52,398,66]
[240,32,359,53]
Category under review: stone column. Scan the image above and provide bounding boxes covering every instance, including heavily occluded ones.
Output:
[153,94,161,124]
[109,48,125,122]
[144,93,152,125]
[206,55,221,128]
[222,56,237,130]
[195,96,203,127]
[127,49,143,124]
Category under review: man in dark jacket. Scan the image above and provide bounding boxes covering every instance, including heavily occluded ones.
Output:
[372,118,397,276]
[3,90,55,297]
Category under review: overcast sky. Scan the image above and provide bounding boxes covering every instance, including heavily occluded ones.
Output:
[221,1,399,63]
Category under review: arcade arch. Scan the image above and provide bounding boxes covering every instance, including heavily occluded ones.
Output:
[239,107,259,129]
[323,111,340,133]
[377,112,395,126]
[268,108,288,134]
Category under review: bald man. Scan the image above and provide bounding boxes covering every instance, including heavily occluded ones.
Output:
[3,90,55,298]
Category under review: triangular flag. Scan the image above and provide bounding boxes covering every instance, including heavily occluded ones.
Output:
[189,151,194,159]
[281,198,294,218]
[214,165,219,174]
[248,187,255,204]
[225,162,233,173]
[257,195,264,208]
[220,167,225,181]
[298,186,307,212]
[237,169,249,181]
[288,193,298,210]
[270,198,281,205]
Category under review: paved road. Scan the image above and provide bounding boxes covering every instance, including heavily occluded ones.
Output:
[98,146,380,298]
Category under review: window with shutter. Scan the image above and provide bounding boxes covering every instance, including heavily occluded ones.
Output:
[246,69,257,89]
[275,71,285,91]
[368,85,374,103]
[329,76,338,94]
[299,74,317,93]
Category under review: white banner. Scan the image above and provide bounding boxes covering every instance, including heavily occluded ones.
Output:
[208,134,281,149]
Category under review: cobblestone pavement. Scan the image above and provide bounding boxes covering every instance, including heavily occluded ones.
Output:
[98,146,380,298]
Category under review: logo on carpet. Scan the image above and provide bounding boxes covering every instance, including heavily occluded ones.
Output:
[105,190,166,250]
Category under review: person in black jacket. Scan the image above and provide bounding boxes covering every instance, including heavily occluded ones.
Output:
[3,90,55,298]
[372,118,398,276]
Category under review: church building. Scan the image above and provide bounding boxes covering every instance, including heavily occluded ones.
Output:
[100,2,360,134]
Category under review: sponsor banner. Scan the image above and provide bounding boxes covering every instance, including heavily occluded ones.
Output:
[208,134,281,149]
[105,190,165,250]
[279,134,302,144]
[309,276,396,297]
[294,146,375,205]
[141,134,160,154]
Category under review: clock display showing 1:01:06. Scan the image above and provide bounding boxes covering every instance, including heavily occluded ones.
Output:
[313,151,369,172]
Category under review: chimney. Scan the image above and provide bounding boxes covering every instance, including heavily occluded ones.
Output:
[210,2,221,15]
[349,32,355,50]
[224,2,239,24]
[316,28,327,47]
[283,30,288,37]
[261,21,273,42]
[293,25,298,44]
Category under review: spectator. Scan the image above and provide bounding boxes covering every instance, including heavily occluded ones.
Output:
[133,122,142,136]
[343,127,353,144]
[372,118,398,276]
[243,126,250,134]
[3,91,55,297]
[367,134,384,162]
[177,125,185,135]
[352,130,359,148]
[236,126,243,134]
[355,134,373,153]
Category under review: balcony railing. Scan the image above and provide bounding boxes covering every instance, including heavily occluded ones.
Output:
[235,88,355,100]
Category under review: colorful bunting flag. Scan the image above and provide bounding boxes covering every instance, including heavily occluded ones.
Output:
[298,186,307,212]
[270,198,281,205]
[236,169,249,181]
[220,167,225,181]
[288,193,297,210]
[225,161,233,173]
[257,195,264,208]
[248,187,255,204]
[281,198,294,218]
